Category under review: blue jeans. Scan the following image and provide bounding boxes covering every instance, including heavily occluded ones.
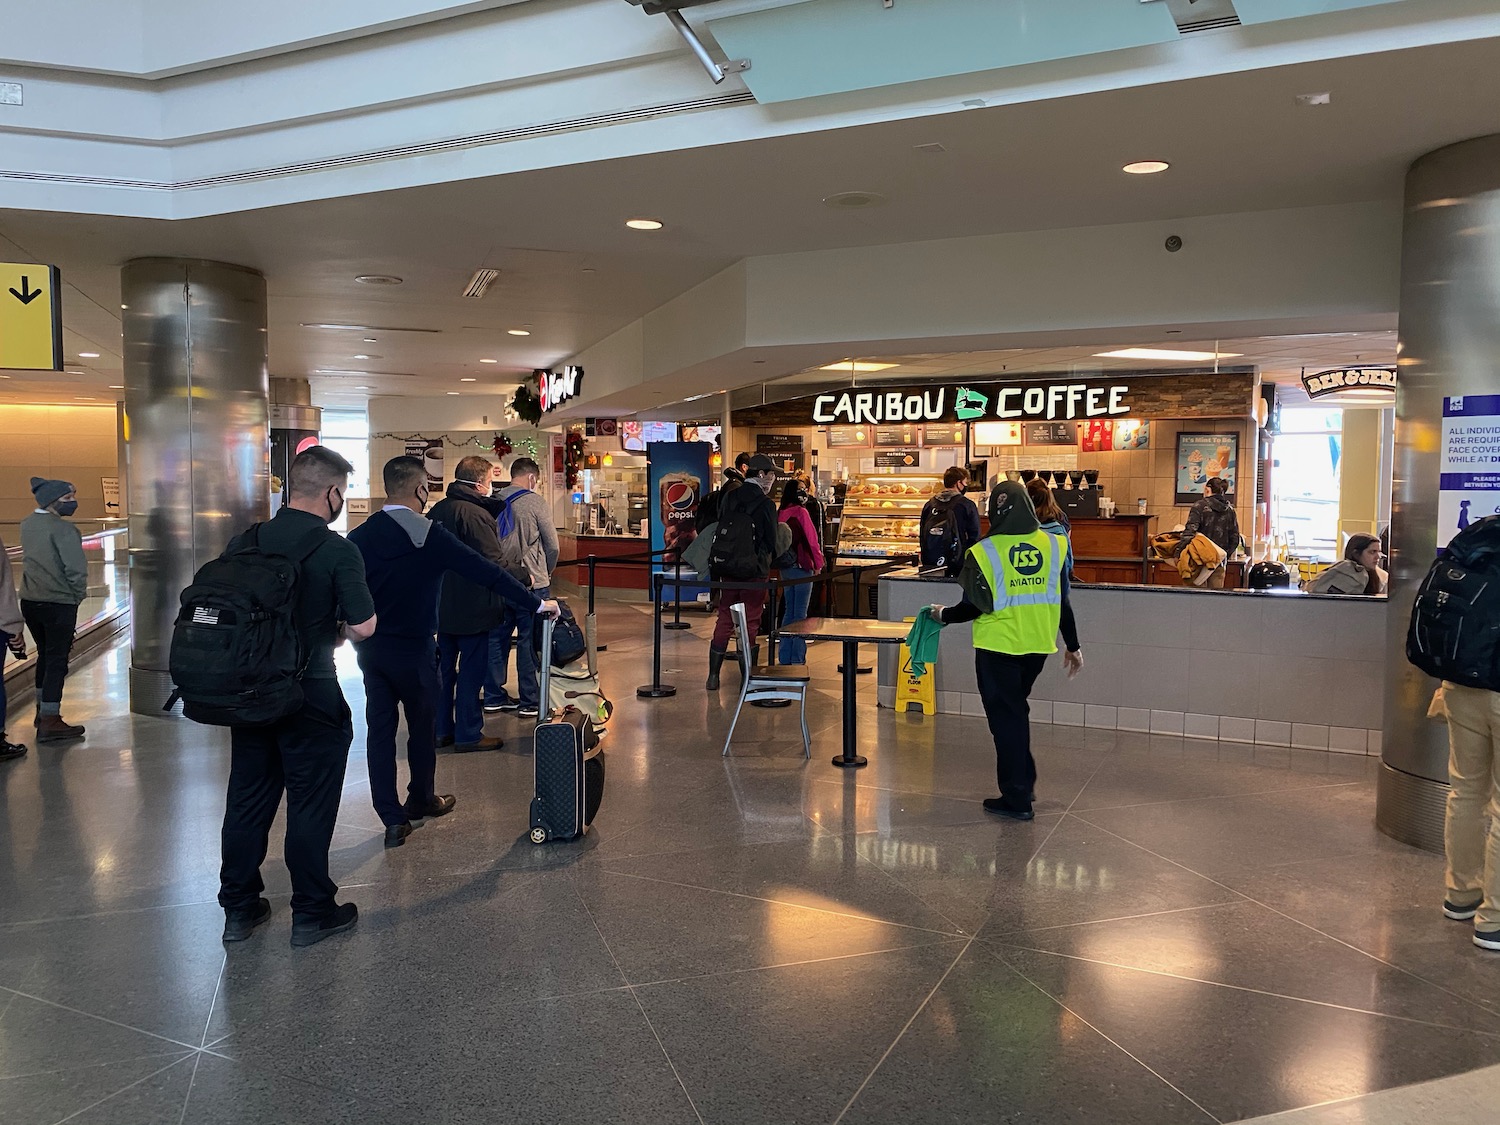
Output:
[484,625,513,705]
[437,632,489,744]
[778,568,813,664]
[511,586,547,708]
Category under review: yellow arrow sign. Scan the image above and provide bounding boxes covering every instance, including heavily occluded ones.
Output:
[0,262,62,371]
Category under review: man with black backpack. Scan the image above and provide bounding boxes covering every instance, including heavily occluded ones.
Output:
[1406,513,1500,952]
[214,447,375,949]
[919,466,982,577]
[706,454,779,690]
[483,457,558,720]
[350,457,558,849]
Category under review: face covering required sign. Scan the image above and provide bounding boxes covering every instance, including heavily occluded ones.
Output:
[810,382,1130,426]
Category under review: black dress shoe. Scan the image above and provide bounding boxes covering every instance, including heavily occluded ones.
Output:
[405,794,456,824]
[435,736,455,749]
[222,898,272,942]
[0,739,27,761]
[454,736,503,753]
[384,823,413,848]
[983,798,1035,822]
[290,902,358,948]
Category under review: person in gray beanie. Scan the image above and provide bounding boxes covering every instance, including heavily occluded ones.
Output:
[19,477,87,742]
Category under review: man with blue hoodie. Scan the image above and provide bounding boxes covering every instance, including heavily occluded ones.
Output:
[349,457,559,848]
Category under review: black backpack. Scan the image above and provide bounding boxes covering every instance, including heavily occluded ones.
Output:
[709,504,761,581]
[167,525,330,726]
[921,495,965,576]
[1406,515,1500,691]
[531,599,588,669]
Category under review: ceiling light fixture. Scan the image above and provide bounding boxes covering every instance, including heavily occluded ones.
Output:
[1094,348,1243,362]
[446,391,460,395]
[301,323,440,334]
[355,274,403,285]
[818,360,900,373]
[460,377,477,382]
[479,358,499,364]
[626,218,665,230]
[108,385,124,389]
[507,328,531,336]
[462,268,501,299]
[353,354,371,360]
[363,337,377,342]
[1122,161,1170,175]
[78,351,100,358]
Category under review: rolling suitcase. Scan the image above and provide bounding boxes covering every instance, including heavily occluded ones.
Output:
[529,616,606,844]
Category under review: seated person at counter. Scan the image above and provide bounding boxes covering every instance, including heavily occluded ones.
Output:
[919,466,982,576]
[928,480,1083,822]
[1177,477,1240,589]
[1305,533,1386,596]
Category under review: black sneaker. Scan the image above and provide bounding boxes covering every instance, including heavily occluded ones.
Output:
[482,699,509,714]
[0,739,27,761]
[435,736,455,749]
[222,898,272,942]
[499,700,522,713]
[384,823,413,849]
[1475,930,1500,952]
[290,902,358,948]
[1445,899,1481,921]
[405,794,456,824]
[518,705,540,719]
[983,798,1035,822]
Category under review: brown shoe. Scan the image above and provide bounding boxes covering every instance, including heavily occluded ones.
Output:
[35,716,85,743]
[453,735,503,753]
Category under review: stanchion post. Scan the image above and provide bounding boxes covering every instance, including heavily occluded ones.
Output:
[664,553,691,631]
[586,554,606,653]
[636,571,677,698]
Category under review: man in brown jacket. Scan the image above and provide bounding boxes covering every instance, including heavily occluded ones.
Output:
[0,532,29,760]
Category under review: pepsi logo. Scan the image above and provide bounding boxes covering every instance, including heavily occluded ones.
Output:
[665,481,696,510]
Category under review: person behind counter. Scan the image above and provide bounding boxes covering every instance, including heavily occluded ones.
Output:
[1305,533,1386,596]
[929,480,1083,821]
[1177,477,1240,589]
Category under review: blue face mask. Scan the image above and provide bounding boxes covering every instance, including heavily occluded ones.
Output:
[55,500,78,517]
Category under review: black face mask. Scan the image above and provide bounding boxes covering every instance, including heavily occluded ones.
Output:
[325,487,344,525]
[416,487,429,514]
[54,500,79,517]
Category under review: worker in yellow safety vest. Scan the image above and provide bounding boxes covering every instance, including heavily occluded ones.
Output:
[929,479,1083,820]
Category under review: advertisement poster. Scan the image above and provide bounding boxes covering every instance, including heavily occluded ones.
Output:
[1439,395,1500,549]
[1115,419,1150,449]
[649,441,713,603]
[405,437,443,487]
[621,421,644,451]
[1175,432,1238,504]
[1079,419,1114,452]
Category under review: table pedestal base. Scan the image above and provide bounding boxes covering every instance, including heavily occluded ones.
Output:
[832,754,869,769]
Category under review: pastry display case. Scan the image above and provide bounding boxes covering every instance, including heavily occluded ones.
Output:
[834,474,940,559]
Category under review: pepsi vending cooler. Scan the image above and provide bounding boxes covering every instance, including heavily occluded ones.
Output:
[647,441,714,607]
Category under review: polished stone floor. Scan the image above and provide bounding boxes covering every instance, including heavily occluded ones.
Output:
[1,605,1498,1125]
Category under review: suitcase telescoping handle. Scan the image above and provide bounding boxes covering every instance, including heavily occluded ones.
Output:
[538,612,554,723]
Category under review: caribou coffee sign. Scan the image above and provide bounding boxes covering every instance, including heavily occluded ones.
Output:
[539,365,584,413]
[809,382,1131,426]
[1301,367,1396,399]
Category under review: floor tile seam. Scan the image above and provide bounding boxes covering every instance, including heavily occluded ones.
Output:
[999,946,1500,1037]
[1059,815,1500,1025]
[0,984,205,1053]
[48,1053,197,1125]
[848,841,976,935]
[0,1050,194,1084]
[626,937,971,993]
[589,868,967,938]
[1069,779,1374,815]
[1025,750,1119,869]
[977,899,1241,942]
[0,897,227,929]
[198,955,227,1049]
[996,949,1224,1125]
[830,937,977,1125]
[174,1052,202,1125]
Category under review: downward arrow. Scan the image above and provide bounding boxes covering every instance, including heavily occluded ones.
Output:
[9,275,41,305]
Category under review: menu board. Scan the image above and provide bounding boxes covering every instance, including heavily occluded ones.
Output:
[1025,422,1076,446]
[1174,432,1238,504]
[756,433,804,454]
[921,422,966,447]
[1439,394,1500,550]
[874,449,921,469]
[827,426,870,448]
[874,424,921,448]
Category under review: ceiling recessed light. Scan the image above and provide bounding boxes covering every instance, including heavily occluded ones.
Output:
[355,274,403,286]
[301,323,440,334]
[354,385,370,389]
[362,337,377,343]
[353,354,371,360]
[822,191,888,210]
[1122,161,1170,175]
[460,377,477,382]
[78,351,100,358]
[507,329,531,336]
[108,385,123,389]
[446,391,461,395]
[818,360,900,373]
[120,304,127,310]
[1094,348,1243,362]
[479,358,498,364]
[626,218,664,230]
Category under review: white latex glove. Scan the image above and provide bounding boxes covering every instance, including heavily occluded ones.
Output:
[1063,649,1084,679]
[927,604,947,624]
[537,599,562,619]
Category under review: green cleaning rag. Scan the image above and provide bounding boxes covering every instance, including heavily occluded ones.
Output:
[905,606,945,677]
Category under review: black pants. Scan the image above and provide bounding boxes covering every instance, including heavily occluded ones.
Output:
[974,649,1049,810]
[220,678,353,922]
[19,601,78,707]
[356,636,439,827]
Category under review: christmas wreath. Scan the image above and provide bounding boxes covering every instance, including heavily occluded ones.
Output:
[564,428,586,488]
[511,374,543,427]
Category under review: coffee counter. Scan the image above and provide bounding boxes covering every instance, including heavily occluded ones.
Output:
[1068,515,1154,584]
[875,569,1388,754]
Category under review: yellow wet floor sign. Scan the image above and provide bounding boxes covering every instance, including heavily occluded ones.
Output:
[0,263,62,370]
[897,617,936,715]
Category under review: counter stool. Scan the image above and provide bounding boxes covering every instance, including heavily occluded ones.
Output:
[723,601,811,759]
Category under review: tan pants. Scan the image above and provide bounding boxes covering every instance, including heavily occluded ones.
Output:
[1180,566,1227,589]
[1443,683,1500,932]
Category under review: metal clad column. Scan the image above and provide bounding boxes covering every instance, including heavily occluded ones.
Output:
[122,259,269,715]
[1377,137,1500,849]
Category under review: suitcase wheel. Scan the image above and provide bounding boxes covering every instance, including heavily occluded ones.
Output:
[529,826,548,845]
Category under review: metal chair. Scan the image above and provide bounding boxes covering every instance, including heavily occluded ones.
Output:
[723,601,811,758]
